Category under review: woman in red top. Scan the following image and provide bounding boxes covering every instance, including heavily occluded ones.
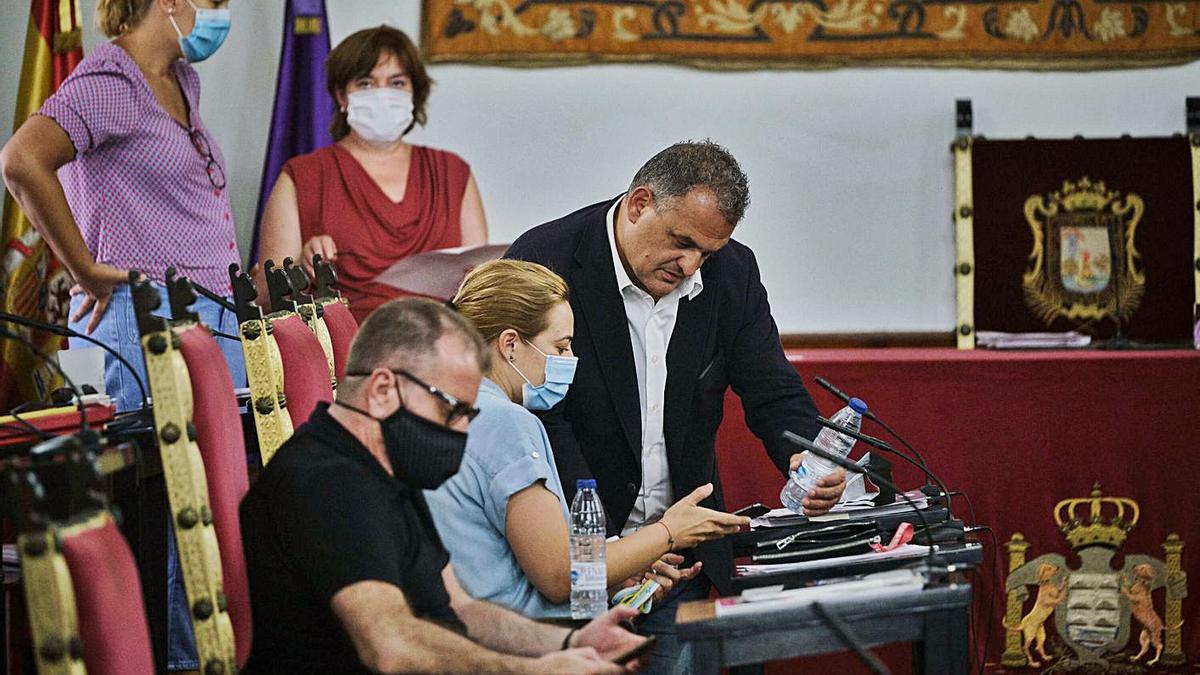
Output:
[255,26,487,322]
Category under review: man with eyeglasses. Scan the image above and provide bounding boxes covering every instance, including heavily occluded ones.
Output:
[239,299,645,673]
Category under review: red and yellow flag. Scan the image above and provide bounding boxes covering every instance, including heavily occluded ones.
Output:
[0,0,84,411]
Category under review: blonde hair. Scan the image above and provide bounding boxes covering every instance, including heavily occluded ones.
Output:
[96,0,154,37]
[452,260,569,344]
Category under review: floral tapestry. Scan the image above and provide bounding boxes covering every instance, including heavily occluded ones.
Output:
[422,0,1200,69]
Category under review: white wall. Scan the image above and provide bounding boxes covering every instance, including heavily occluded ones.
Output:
[2,2,1197,333]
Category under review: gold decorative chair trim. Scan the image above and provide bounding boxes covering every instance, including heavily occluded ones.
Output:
[19,526,86,675]
[240,315,292,465]
[133,276,237,675]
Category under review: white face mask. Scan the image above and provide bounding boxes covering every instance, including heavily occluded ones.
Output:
[345,89,413,146]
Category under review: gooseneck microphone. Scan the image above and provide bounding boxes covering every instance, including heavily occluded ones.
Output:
[814,376,950,499]
[783,430,940,566]
[814,376,932,474]
[186,278,237,313]
[814,415,950,509]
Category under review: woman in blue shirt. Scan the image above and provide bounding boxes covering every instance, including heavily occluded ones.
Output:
[426,260,747,618]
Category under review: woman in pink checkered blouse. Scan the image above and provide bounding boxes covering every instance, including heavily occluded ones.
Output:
[0,0,240,671]
[2,0,239,340]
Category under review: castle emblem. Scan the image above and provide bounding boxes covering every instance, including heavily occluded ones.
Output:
[1002,485,1187,670]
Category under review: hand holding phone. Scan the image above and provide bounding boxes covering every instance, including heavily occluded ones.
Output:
[612,635,656,666]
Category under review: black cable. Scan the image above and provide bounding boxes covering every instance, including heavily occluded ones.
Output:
[816,415,952,515]
[811,602,890,675]
[818,413,929,473]
[948,491,989,670]
[964,523,1003,667]
[209,329,241,342]
[0,310,148,410]
[864,413,930,474]
[949,491,979,529]
[967,524,999,675]
[950,487,979,672]
[0,326,86,434]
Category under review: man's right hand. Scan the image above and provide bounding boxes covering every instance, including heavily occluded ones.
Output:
[659,483,749,550]
[69,262,135,335]
[534,647,626,673]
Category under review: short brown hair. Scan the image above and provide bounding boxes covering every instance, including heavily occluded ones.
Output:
[96,0,154,37]
[452,260,570,344]
[630,140,751,227]
[342,299,489,396]
[326,25,432,142]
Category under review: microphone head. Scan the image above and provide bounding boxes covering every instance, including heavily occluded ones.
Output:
[814,375,850,402]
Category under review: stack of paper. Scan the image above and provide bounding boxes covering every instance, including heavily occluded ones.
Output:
[715,567,925,617]
[750,490,929,529]
[976,331,1091,349]
[736,544,932,576]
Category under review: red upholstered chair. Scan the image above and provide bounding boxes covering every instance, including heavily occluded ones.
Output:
[134,275,237,671]
[270,313,334,428]
[320,299,358,382]
[177,324,253,668]
[59,513,156,675]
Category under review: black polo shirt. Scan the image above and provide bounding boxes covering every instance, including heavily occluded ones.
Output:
[240,402,466,673]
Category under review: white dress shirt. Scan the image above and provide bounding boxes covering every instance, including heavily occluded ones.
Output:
[605,196,704,536]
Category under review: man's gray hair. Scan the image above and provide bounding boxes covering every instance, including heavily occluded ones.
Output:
[342,298,490,394]
[628,140,750,226]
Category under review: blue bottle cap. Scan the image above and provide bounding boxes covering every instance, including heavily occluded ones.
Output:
[848,397,868,414]
[576,478,597,489]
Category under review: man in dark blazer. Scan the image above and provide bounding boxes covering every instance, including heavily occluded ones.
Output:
[506,141,845,670]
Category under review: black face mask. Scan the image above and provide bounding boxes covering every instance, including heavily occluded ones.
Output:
[337,401,467,490]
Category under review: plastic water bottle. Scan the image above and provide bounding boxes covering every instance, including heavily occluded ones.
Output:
[570,479,607,619]
[780,398,868,514]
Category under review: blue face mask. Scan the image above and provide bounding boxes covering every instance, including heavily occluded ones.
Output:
[508,340,577,411]
[169,1,231,63]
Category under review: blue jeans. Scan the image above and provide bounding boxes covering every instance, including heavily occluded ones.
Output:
[637,576,713,675]
[66,284,246,412]
[69,283,246,670]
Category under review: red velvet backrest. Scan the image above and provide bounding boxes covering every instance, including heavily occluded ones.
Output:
[177,325,253,667]
[60,517,155,675]
[270,314,334,427]
[321,300,358,382]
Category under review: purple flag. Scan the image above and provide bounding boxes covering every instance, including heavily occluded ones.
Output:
[250,0,333,264]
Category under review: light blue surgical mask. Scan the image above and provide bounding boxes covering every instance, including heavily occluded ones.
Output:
[169,0,231,63]
[508,340,577,411]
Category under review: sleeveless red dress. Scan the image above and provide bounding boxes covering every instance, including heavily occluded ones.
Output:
[285,144,470,322]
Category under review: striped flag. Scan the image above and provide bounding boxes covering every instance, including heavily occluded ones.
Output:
[0,0,84,411]
[249,0,334,264]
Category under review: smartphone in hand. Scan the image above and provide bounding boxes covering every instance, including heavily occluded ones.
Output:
[612,635,657,666]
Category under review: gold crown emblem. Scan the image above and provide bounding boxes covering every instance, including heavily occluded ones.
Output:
[1051,177,1119,212]
[1054,484,1139,550]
